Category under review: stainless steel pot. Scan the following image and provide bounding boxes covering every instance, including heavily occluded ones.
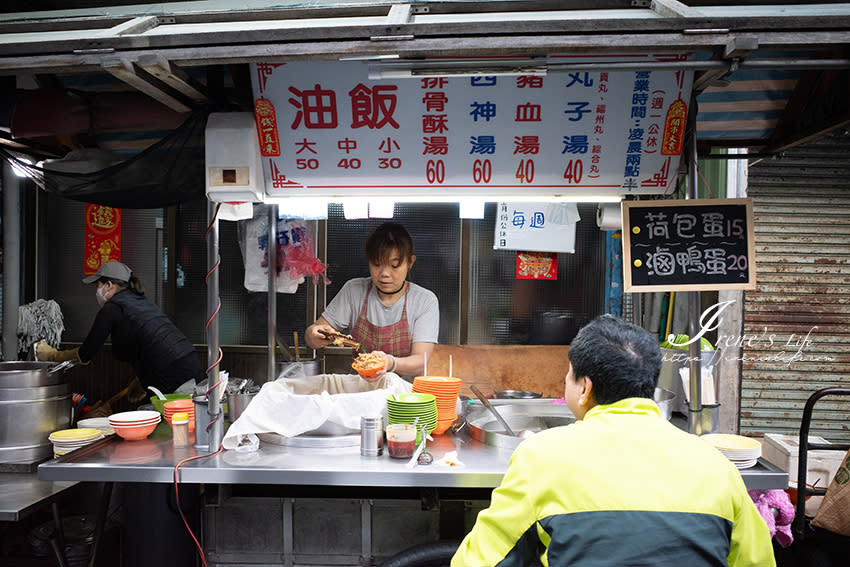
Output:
[0,382,71,463]
[495,390,542,399]
[0,361,67,387]
[277,359,322,379]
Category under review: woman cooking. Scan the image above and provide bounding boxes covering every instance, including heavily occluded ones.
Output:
[305,222,439,380]
[36,261,202,395]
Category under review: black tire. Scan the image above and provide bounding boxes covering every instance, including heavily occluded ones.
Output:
[378,540,461,567]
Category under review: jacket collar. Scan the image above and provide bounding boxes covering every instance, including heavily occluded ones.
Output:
[584,397,662,420]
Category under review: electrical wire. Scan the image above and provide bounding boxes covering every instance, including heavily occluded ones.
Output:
[173,446,223,567]
[696,161,716,198]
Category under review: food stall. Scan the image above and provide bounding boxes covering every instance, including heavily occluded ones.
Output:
[5,0,850,564]
[38,399,789,566]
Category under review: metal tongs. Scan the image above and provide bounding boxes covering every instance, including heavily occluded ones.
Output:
[48,360,77,374]
[319,330,368,357]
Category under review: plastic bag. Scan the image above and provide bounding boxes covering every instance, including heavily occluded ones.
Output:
[238,206,306,293]
[282,234,330,285]
[812,449,850,536]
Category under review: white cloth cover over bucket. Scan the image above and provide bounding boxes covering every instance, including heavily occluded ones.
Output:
[222,373,411,450]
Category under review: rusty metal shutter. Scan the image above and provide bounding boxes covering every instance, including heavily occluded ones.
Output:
[742,132,850,442]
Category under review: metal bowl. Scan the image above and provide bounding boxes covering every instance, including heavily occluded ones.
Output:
[495,390,542,399]
[466,401,575,450]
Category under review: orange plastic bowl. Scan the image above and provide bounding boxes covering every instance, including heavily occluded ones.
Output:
[432,419,456,435]
[352,361,383,379]
[112,422,158,441]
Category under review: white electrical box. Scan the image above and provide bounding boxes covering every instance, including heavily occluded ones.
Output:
[205,112,265,202]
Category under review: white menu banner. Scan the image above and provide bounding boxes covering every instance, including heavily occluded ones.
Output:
[251,55,692,198]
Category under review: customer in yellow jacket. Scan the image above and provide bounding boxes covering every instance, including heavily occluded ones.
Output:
[452,314,774,567]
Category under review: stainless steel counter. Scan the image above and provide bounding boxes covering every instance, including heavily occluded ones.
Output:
[37,422,788,490]
[0,472,78,521]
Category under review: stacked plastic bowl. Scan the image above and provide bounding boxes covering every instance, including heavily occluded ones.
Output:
[386,392,437,443]
[76,417,114,435]
[163,399,195,432]
[49,428,104,457]
[108,410,161,441]
[412,376,462,434]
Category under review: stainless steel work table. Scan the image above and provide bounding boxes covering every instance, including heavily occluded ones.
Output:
[38,421,788,490]
[0,472,78,521]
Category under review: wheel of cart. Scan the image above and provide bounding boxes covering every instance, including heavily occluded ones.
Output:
[777,387,850,567]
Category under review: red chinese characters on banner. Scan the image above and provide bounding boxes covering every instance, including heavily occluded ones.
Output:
[516,251,558,280]
[84,204,121,275]
[254,98,281,156]
[661,97,687,155]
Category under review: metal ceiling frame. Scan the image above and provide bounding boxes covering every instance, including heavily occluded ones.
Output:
[1,1,850,152]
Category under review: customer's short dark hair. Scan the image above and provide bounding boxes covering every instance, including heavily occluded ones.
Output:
[365,222,414,265]
[568,314,661,404]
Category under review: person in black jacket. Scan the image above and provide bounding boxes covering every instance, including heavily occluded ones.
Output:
[36,261,202,395]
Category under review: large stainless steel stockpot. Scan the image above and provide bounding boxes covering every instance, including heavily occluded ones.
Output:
[0,361,66,387]
[0,362,71,463]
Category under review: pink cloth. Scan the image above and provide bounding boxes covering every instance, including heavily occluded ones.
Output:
[748,489,795,547]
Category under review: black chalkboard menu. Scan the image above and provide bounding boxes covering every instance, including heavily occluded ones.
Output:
[622,198,756,292]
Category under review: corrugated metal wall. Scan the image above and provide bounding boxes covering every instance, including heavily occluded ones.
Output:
[742,131,850,442]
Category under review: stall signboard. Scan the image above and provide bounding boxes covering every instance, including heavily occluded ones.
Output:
[622,198,757,292]
[494,201,580,253]
[250,55,692,198]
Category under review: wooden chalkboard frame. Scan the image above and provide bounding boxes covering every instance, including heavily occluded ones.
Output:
[621,198,757,292]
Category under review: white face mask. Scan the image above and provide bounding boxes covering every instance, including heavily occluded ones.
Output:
[96,285,108,307]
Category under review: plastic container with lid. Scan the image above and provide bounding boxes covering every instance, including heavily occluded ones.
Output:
[172,411,191,448]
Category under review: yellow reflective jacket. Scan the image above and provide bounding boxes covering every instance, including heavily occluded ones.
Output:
[452,398,775,567]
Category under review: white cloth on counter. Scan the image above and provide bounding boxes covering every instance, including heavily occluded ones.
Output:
[222,373,411,450]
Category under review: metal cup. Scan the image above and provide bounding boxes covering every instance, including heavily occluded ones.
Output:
[360,415,383,457]
[227,392,256,422]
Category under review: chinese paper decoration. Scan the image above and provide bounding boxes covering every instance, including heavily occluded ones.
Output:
[661,97,687,156]
[250,55,693,198]
[254,98,281,157]
[516,252,558,280]
[495,201,580,253]
[84,204,121,275]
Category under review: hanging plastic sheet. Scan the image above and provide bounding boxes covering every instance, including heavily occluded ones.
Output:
[0,111,208,209]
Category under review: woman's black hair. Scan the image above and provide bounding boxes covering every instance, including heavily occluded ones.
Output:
[364,222,415,266]
[100,274,145,296]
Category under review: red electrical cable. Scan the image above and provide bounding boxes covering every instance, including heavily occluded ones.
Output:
[173,446,224,567]
[695,161,716,198]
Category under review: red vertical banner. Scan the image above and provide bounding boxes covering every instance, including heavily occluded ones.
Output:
[84,204,121,275]
[254,98,281,157]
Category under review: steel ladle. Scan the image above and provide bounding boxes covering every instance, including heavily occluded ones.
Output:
[469,384,517,437]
